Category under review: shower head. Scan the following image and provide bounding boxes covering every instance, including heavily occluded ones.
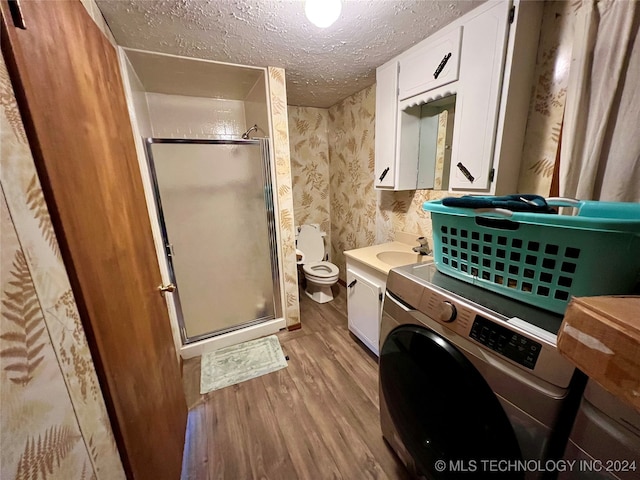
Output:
[241,124,259,139]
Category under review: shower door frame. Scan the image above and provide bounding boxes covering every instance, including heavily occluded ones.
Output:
[144,137,283,344]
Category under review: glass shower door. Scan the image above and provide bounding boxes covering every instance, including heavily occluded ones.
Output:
[146,139,280,342]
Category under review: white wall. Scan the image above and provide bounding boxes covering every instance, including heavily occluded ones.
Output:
[121,56,153,137]
[244,78,270,138]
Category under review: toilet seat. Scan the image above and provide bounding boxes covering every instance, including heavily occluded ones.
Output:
[303,261,339,279]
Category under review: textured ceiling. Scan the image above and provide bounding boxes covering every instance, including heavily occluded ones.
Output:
[96,0,484,108]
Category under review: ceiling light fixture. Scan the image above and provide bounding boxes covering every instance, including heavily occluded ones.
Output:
[305,0,342,28]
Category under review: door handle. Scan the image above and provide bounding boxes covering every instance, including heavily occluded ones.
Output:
[348,279,357,288]
[158,283,176,295]
[379,167,389,182]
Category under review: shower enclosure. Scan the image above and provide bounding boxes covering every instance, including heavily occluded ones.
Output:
[145,138,282,343]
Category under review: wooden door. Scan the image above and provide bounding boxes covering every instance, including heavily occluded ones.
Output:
[0,1,187,478]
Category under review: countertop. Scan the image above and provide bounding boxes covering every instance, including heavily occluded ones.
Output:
[557,295,640,411]
[344,241,432,275]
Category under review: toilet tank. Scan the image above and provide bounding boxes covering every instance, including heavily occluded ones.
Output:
[297,225,325,262]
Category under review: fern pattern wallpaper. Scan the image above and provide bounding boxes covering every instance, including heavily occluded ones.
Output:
[0,54,125,479]
[287,106,331,248]
[287,86,447,281]
[328,86,378,278]
[268,67,300,327]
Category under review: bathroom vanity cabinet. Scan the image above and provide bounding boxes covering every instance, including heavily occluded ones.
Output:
[344,241,428,356]
[346,259,386,356]
[374,0,542,193]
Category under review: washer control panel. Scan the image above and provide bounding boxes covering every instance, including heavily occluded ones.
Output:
[385,264,576,388]
[470,315,541,369]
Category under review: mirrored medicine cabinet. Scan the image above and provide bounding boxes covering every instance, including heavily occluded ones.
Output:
[398,94,455,191]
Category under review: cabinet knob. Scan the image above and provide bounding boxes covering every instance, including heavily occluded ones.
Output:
[348,279,357,288]
[378,167,390,182]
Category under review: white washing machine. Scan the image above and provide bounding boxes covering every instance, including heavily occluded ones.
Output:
[379,263,587,479]
[559,379,640,480]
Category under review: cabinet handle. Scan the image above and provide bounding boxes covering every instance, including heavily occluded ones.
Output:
[433,52,452,79]
[378,167,389,182]
[348,279,357,288]
[456,162,475,183]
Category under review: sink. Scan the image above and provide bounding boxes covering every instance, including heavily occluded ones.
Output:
[376,251,420,266]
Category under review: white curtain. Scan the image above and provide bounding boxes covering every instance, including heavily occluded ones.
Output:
[560,0,640,201]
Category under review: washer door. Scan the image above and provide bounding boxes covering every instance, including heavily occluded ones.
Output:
[380,325,523,479]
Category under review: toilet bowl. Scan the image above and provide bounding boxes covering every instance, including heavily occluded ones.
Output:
[297,224,339,303]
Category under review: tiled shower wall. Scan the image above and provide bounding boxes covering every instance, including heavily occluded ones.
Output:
[146,93,247,139]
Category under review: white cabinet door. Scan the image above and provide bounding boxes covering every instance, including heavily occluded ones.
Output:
[374,0,539,194]
[398,27,462,101]
[448,1,510,191]
[346,268,383,356]
[374,60,398,189]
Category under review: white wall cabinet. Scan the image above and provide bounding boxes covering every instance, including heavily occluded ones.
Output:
[346,260,386,356]
[398,27,462,101]
[448,1,509,191]
[374,0,542,194]
[374,60,399,189]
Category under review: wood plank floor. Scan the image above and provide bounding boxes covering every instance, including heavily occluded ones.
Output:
[180,283,411,480]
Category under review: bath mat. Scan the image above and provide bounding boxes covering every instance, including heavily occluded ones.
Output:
[200,335,288,394]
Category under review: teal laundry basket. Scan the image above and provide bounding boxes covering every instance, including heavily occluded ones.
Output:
[422,198,640,314]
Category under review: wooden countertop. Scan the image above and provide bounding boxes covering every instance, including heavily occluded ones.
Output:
[557,296,640,411]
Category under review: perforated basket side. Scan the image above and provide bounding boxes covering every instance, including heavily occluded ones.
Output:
[430,211,640,314]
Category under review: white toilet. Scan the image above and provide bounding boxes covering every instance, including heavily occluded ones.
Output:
[296,224,339,303]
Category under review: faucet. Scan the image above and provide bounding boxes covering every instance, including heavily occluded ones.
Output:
[412,236,431,256]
